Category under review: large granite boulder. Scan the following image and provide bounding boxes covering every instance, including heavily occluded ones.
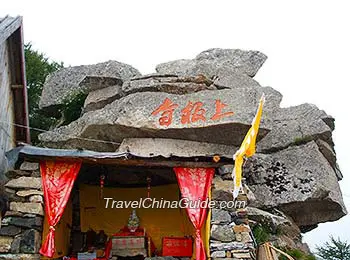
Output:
[34,48,346,243]
[156,48,267,78]
[213,72,261,89]
[39,60,141,115]
[83,74,217,113]
[245,141,347,228]
[39,87,278,151]
[83,85,123,113]
[258,103,334,152]
[247,207,309,252]
[247,207,293,233]
[117,138,237,159]
[122,74,216,95]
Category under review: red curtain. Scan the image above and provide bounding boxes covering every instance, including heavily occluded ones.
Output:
[174,167,214,260]
[39,160,81,258]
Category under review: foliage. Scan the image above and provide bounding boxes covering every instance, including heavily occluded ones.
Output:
[293,136,313,146]
[316,236,350,260]
[252,224,271,245]
[25,43,63,143]
[279,248,316,260]
[60,90,87,125]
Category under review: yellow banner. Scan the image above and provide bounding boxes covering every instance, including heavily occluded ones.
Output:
[232,94,265,198]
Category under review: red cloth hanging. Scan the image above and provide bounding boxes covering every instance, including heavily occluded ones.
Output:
[173,167,214,260]
[39,160,81,258]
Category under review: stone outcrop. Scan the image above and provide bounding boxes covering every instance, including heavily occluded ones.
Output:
[39,87,275,151]
[245,141,347,229]
[246,207,310,252]
[39,60,141,115]
[214,72,261,89]
[122,74,216,95]
[117,138,237,159]
[156,48,267,78]
[83,84,123,113]
[32,48,347,256]
[257,103,334,153]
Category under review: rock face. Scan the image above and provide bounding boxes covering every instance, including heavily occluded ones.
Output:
[39,87,275,151]
[123,74,216,95]
[214,72,261,89]
[245,141,346,228]
[33,48,346,253]
[83,85,123,112]
[156,48,267,78]
[39,60,141,115]
[117,138,237,159]
[257,103,334,153]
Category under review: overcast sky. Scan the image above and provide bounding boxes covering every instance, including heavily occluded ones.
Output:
[2,0,349,252]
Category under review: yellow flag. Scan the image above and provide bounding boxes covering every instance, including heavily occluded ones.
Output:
[232,94,265,199]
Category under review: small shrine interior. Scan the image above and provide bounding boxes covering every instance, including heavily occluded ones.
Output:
[42,163,211,260]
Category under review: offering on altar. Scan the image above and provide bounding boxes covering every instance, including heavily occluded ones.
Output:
[127,209,140,232]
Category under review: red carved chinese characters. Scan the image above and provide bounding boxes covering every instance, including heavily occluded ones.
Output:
[152,98,234,126]
[211,100,234,121]
[181,101,206,124]
[151,98,179,126]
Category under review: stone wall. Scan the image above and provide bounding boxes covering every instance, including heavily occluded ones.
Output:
[0,159,315,260]
[0,161,43,260]
[210,166,311,260]
[210,171,256,259]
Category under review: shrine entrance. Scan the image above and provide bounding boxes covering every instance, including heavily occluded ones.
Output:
[41,163,214,260]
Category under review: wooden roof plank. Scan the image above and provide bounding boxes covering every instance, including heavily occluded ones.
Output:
[0,16,22,45]
[10,145,231,167]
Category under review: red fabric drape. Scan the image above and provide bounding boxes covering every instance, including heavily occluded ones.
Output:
[39,160,81,258]
[173,167,214,260]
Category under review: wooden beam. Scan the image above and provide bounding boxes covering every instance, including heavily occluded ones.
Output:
[0,16,22,46]
[7,25,28,143]
[11,84,24,89]
[20,154,230,168]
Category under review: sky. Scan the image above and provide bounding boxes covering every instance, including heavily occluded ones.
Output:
[2,0,349,252]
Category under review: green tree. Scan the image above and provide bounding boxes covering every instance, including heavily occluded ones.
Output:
[25,43,63,143]
[316,236,350,260]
